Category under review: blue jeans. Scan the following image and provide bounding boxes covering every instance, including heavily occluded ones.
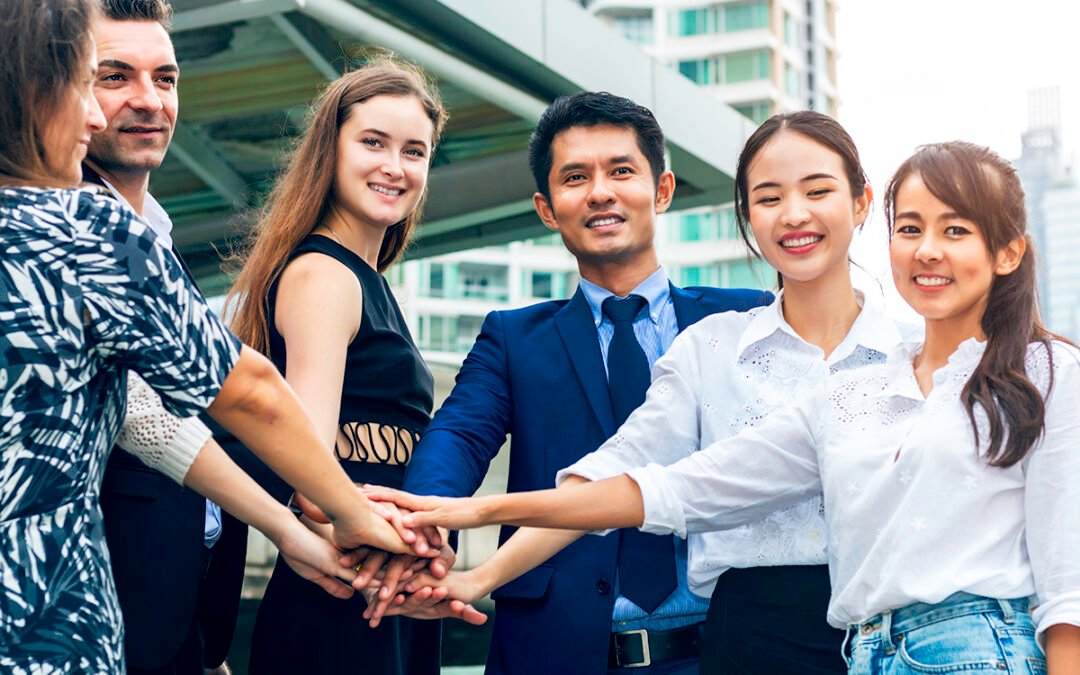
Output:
[842,593,1046,674]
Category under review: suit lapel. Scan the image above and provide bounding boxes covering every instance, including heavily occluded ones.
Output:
[554,289,616,437]
[670,283,708,333]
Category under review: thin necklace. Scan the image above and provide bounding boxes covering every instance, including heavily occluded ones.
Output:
[323,223,345,246]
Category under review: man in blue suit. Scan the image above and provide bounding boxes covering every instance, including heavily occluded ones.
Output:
[402,92,769,674]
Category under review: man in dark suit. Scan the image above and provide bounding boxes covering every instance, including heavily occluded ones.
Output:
[400,93,770,674]
[87,2,246,673]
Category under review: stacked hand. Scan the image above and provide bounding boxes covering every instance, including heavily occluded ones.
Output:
[287,487,488,627]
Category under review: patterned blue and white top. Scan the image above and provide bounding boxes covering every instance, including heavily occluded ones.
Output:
[0,186,240,673]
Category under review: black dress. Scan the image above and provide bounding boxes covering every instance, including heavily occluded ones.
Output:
[249,235,440,675]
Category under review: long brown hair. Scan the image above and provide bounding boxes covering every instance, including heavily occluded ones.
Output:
[227,57,447,354]
[885,141,1061,468]
[0,0,98,187]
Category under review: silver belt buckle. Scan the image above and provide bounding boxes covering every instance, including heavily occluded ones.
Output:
[615,628,651,668]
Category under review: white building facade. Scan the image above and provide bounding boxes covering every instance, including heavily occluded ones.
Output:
[394,0,840,362]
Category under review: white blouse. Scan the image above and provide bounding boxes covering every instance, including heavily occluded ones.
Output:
[627,338,1080,638]
[114,372,210,483]
[557,291,913,597]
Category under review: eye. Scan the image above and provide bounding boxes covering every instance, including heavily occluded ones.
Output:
[564,173,586,183]
[895,224,921,235]
[944,225,971,236]
[808,187,833,197]
[362,137,382,148]
[613,166,634,176]
[755,195,780,205]
[156,76,177,87]
[404,147,426,158]
[100,72,124,82]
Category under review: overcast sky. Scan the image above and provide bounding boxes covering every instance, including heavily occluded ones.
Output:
[834,0,1079,316]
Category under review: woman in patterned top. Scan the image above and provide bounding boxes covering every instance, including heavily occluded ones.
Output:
[0,2,412,672]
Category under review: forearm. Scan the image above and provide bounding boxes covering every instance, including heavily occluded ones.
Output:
[472,527,583,596]
[476,475,644,530]
[1046,624,1080,675]
[206,346,365,525]
[182,437,295,546]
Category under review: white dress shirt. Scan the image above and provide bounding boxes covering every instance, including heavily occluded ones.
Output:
[627,338,1080,639]
[557,291,914,597]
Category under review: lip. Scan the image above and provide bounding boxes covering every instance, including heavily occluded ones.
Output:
[777,230,825,255]
[911,274,953,292]
[119,126,165,137]
[585,212,625,230]
[368,182,406,199]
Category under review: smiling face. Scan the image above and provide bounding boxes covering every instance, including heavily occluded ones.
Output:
[86,18,178,179]
[331,94,434,232]
[745,131,870,288]
[41,50,107,183]
[533,124,673,278]
[889,172,1021,335]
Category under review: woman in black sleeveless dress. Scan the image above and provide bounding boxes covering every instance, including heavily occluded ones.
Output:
[226,59,451,674]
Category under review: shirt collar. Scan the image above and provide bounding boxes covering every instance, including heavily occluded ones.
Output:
[100,177,173,247]
[579,266,670,328]
[736,289,908,365]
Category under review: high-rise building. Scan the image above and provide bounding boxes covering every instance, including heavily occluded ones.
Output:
[395,0,840,362]
[1014,86,1078,339]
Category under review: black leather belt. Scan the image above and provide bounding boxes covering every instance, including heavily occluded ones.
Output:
[608,623,703,669]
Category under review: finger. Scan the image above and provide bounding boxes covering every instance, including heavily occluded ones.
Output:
[312,576,355,600]
[402,571,440,594]
[352,550,388,590]
[429,556,449,579]
[420,585,450,610]
[378,556,413,602]
[338,547,371,569]
[293,492,331,524]
[453,600,488,626]
[420,525,443,549]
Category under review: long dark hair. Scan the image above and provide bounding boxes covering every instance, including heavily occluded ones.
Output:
[885,141,1061,468]
[733,111,868,259]
[226,56,448,355]
[0,0,98,186]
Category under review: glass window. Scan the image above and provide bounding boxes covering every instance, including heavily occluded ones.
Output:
[531,271,553,299]
[679,213,702,242]
[725,2,768,32]
[455,316,485,352]
[428,263,444,298]
[614,14,654,44]
[726,259,769,288]
[785,63,800,97]
[732,101,770,124]
[784,12,798,46]
[680,266,703,287]
[724,52,755,83]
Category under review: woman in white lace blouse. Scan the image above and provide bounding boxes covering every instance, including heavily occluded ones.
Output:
[375,142,1080,673]
[378,113,914,672]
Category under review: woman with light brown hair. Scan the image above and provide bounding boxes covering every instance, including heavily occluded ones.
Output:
[226,58,460,674]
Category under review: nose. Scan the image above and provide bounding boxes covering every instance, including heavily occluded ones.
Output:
[128,76,164,114]
[587,175,616,207]
[381,152,404,179]
[781,195,810,227]
[87,94,107,134]
[915,231,943,263]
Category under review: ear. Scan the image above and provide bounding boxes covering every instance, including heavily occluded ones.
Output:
[533,192,559,232]
[994,236,1026,276]
[654,171,676,214]
[854,184,873,228]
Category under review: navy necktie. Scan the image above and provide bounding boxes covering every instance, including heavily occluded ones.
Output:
[601,295,677,613]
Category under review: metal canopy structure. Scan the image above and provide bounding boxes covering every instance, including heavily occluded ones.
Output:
[163,0,755,290]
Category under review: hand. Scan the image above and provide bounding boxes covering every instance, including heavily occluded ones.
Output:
[403,568,487,606]
[299,487,436,555]
[275,518,358,599]
[360,542,457,626]
[361,585,487,625]
[331,496,412,554]
[363,486,490,530]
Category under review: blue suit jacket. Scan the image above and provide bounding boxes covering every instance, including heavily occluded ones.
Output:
[404,283,771,675]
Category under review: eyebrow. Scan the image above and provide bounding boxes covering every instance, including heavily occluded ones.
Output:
[361,127,430,148]
[557,154,638,175]
[751,173,839,191]
[894,211,963,221]
[98,58,179,74]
